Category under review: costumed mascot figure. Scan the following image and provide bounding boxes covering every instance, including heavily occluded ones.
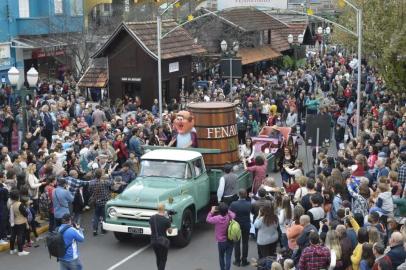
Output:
[169,110,198,148]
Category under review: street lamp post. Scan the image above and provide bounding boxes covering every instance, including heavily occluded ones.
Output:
[156,0,183,125]
[220,40,239,90]
[287,33,304,60]
[317,25,331,56]
[8,66,39,135]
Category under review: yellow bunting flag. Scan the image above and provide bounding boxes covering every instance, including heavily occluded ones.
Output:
[187,14,194,21]
[307,8,314,15]
[338,0,346,8]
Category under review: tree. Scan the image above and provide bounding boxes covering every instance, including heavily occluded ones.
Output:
[332,0,406,92]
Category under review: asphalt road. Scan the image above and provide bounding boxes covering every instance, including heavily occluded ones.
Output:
[0,212,260,270]
[0,141,335,270]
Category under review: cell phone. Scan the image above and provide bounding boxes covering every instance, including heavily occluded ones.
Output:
[345,208,350,216]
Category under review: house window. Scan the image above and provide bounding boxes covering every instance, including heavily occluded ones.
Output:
[103,3,111,12]
[71,0,83,16]
[55,0,64,14]
[18,0,30,18]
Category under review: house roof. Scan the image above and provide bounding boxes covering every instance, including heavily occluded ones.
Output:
[77,58,108,88]
[205,7,288,32]
[237,46,281,65]
[271,23,310,52]
[93,20,206,60]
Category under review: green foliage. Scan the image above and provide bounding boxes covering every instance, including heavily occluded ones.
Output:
[333,0,406,92]
[296,58,307,69]
[282,55,294,70]
[282,55,307,70]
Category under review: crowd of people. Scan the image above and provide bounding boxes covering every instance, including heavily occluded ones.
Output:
[0,45,404,270]
[205,50,406,270]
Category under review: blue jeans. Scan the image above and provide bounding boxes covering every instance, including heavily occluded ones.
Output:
[218,241,233,270]
[92,205,105,232]
[59,258,83,270]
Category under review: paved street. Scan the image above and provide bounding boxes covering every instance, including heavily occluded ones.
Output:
[0,212,259,270]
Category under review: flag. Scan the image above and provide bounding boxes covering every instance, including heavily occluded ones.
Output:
[338,0,346,8]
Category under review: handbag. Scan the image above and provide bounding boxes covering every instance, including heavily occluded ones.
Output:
[151,215,170,248]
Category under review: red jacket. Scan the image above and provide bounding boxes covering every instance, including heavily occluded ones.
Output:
[113,140,129,159]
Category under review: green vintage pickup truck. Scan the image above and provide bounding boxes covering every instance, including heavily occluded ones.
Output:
[102,148,271,247]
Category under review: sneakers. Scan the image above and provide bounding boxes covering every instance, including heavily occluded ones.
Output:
[0,239,8,245]
[84,206,90,210]
[93,231,98,236]
[18,251,30,256]
[9,249,17,255]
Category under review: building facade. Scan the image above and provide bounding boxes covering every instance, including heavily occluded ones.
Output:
[0,0,83,86]
[91,21,205,109]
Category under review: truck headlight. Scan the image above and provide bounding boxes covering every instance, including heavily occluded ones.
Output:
[108,207,118,218]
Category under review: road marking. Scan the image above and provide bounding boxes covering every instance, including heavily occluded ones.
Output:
[106,244,150,270]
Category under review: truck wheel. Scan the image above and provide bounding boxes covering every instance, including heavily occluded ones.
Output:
[172,209,194,248]
[114,232,131,242]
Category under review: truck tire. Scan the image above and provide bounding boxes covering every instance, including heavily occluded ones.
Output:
[172,208,194,248]
[114,232,131,242]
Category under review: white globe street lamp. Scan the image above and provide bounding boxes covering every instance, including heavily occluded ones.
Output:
[232,41,239,53]
[220,40,227,53]
[298,34,304,44]
[287,34,294,44]
[8,67,20,86]
[27,67,39,87]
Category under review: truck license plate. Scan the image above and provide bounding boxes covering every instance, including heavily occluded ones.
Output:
[128,227,143,234]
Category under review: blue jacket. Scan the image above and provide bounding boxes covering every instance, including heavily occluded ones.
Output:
[128,136,142,158]
[387,244,406,270]
[59,224,84,261]
[229,199,251,230]
[53,187,74,219]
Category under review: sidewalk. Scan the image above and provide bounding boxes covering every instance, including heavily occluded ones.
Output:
[0,222,49,252]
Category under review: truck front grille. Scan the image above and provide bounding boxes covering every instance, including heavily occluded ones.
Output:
[114,207,157,221]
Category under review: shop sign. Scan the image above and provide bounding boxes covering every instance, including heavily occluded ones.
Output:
[32,49,65,59]
[0,59,11,67]
[217,0,288,10]
[121,77,141,82]
[0,45,10,59]
[0,44,12,69]
[169,62,179,73]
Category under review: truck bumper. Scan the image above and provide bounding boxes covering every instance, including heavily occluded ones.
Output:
[102,222,178,236]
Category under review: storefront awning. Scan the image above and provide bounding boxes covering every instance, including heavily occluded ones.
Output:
[11,34,81,49]
[78,58,108,88]
[237,46,282,65]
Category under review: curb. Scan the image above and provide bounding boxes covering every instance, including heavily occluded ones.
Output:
[0,224,49,252]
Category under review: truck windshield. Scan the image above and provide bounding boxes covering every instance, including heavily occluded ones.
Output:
[139,160,190,179]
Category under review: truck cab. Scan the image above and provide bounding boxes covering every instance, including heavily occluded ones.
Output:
[102,149,211,247]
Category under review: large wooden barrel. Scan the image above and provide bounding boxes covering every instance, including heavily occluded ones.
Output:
[188,102,239,168]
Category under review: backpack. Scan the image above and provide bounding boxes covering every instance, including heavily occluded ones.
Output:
[227,218,241,242]
[39,190,52,214]
[257,256,274,270]
[46,225,71,259]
